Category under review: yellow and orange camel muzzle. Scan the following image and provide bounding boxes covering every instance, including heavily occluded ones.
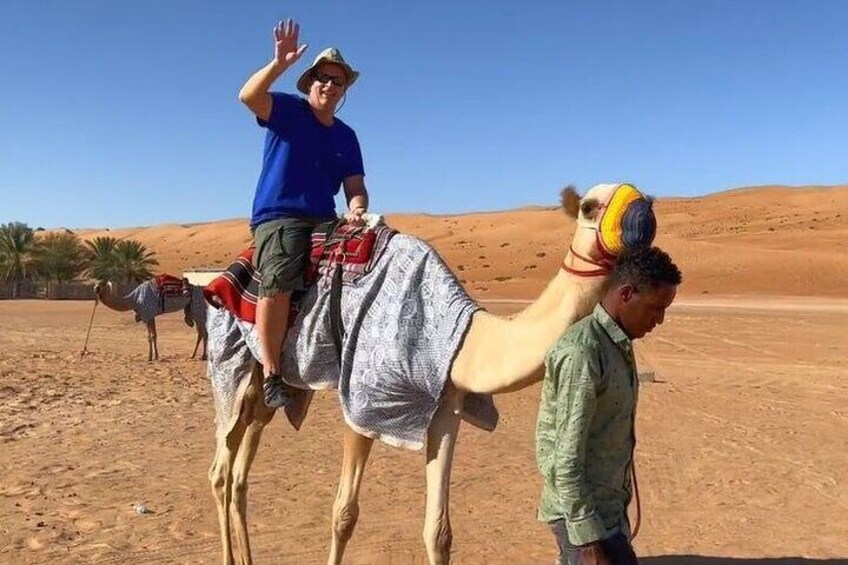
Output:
[578,183,657,259]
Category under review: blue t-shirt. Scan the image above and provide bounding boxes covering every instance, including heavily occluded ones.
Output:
[250,92,365,228]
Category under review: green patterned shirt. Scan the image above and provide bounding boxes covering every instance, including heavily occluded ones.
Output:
[535,304,638,545]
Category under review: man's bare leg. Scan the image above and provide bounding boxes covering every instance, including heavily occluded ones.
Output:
[255,292,291,408]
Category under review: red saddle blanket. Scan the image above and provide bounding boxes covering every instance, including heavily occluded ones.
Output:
[153,273,188,298]
[204,223,396,324]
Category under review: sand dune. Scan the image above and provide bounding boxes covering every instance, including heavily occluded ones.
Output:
[75,184,848,298]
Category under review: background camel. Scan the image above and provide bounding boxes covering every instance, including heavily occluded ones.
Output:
[94,277,208,361]
[205,183,656,565]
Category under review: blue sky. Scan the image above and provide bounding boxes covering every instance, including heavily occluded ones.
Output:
[2,0,846,228]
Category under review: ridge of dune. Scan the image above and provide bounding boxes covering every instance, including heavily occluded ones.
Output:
[72,185,848,299]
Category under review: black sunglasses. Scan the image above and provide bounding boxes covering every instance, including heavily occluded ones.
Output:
[312,71,346,87]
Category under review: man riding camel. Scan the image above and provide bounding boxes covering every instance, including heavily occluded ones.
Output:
[238,18,370,409]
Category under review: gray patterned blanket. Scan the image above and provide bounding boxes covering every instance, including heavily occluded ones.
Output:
[207,233,499,450]
[126,280,207,326]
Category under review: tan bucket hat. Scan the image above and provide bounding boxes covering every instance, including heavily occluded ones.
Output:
[296,47,360,95]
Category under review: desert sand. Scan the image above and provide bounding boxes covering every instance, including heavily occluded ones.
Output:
[2,185,847,564]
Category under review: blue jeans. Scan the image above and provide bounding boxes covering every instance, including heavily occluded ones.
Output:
[548,519,638,565]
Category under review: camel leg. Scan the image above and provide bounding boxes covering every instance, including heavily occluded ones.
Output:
[146,319,158,361]
[191,325,203,360]
[152,319,159,360]
[209,366,273,565]
[327,427,374,565]
[230,377,275,564]
[201,329,209,361]
[423,384,464,565]
[209,404,248,565]
[200,325,209,361]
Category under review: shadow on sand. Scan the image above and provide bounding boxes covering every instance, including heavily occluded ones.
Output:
[642,557,847,565]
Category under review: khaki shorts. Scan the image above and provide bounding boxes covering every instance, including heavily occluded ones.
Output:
[253,218,322,298]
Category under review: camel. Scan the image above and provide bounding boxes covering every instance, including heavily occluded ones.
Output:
[205,183,656,565]
[94,277,208,361]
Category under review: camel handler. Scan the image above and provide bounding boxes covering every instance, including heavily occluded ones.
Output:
[535,247,682,565]
[238,18,369,409]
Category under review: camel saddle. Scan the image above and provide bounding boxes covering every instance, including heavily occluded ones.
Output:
[153,273,189,298]
[204,221,397,327]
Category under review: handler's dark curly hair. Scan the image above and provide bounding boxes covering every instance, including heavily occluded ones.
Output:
[610,246,682,290]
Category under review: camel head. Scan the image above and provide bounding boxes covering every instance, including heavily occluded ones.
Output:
[91,281,135,312]
[561,183,656,273]
[92,280,112,297]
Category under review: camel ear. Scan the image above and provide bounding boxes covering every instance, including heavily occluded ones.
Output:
[561,185,581,218]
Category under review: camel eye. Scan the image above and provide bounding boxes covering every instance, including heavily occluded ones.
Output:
[580,199,600,219]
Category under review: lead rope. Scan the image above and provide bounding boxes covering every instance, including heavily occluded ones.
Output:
[630,459,641,540]
[560,245,613,277]
[630,347,642,541]
[80,298,99,357]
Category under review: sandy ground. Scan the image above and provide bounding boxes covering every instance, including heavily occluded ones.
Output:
[5,185,847,563]
[1,296,846,565]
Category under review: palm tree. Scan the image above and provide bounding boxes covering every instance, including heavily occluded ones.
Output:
[36,231,89,284]
[84,236,120,282]
[0,222,40,298]
[113,239,158,284]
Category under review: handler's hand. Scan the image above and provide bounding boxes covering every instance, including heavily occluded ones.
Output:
[576,542,611,565]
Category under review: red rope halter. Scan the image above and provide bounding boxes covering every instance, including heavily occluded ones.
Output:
[561,241,616,277]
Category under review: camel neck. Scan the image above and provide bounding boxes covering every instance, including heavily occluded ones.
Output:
[450,268,609,394]
[97,284,134,312]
